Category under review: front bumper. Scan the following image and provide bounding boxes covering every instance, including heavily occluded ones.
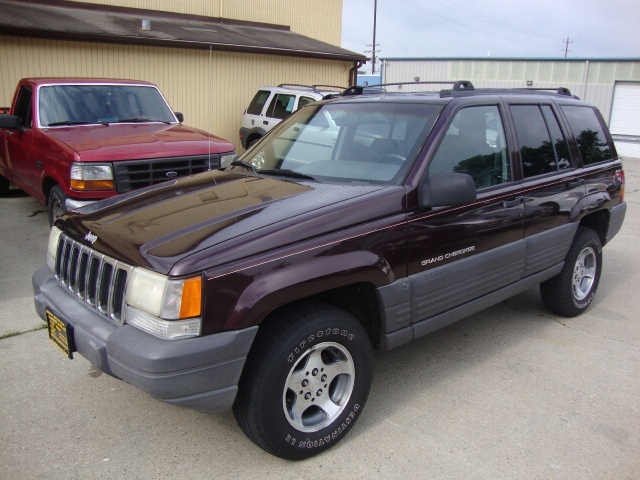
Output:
[33,265,258,413]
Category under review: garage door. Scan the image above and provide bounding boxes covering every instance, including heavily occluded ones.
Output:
[610,82,640,159]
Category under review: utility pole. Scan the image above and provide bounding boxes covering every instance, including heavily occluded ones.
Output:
[563,37,573,58]
[370,0,379,74]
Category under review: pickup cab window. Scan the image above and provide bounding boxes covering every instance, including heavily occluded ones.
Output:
[14,86,33,128]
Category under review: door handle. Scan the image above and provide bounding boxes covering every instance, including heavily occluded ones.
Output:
[263,120,269,125]
[502,198,522,208]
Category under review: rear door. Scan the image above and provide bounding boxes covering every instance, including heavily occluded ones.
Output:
[506,101,585,277]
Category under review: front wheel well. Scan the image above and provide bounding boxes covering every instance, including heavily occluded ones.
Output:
[259,283,382,349]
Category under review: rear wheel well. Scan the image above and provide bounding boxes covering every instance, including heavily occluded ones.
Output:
[579,210,609,245]
[258,283,382,349]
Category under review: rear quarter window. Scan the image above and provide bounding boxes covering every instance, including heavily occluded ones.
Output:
[247,90,271,115]
[561,105,613,165]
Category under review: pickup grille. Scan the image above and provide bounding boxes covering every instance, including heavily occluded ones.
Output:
[54,233,133,326]
[113,155,219,192]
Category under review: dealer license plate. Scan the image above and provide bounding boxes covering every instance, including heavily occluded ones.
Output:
[46,309,76,359]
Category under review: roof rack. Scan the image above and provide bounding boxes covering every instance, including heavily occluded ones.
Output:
[336,81,578,100]
[341,80,474,97]
[277,83,345,94]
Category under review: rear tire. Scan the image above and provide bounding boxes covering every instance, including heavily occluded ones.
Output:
[233,302,373,460]
[540,227,602,317]
[48,185,67,226]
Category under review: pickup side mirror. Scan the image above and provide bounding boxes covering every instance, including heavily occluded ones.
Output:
[420,172,477,207]
[0,114,20,130]
[174,112,184,123]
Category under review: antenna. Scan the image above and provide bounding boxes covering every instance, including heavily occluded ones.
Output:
[208,45,212,171]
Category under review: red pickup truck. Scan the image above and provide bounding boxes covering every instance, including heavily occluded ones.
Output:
[0,78,235,224]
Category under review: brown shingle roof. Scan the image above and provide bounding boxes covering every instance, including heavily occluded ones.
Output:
[0,0,366,62]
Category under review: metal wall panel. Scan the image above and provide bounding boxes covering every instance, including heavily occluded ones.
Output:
[64,0,342,45]
[381,59,640,126]
[0,36,351,151]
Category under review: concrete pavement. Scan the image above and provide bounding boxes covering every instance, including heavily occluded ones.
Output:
[1,162,639,479]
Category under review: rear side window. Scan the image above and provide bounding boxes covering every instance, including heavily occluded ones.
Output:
[247,90,271,115]
[267,94,296,119]
[298,96,316,109]
[510,105,571,178]
[561,105,612,165]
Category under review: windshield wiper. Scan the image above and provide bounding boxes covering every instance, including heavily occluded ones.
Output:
[117,117,171,124]
[47,120,108,127]
[260,169,316,180]
[231,160,257,175]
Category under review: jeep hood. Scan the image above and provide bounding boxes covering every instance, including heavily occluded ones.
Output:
[60,171,399,275]
[43,123,233,160]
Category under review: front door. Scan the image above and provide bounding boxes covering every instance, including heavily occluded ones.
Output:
[406,104,525,331]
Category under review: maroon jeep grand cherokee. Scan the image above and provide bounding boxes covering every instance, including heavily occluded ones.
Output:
[34,81,626,459]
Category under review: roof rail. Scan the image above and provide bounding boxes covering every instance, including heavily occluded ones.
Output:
[341,80,473,96]
[277,83,345,94]
[524,87,574,97]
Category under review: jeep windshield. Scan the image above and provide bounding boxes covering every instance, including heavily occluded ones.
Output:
[234,101,442,185]
[38,84,177,127]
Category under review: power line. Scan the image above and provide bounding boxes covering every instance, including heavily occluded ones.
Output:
[430,0,564,41]
[396,0,560,49]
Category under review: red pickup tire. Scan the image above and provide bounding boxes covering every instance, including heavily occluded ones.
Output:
[0,175,9,195]
[48,185,67,225]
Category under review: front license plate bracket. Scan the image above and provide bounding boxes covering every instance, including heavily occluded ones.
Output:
[46,309,76,359]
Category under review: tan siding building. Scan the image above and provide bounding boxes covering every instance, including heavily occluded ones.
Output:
[0,0,362,151]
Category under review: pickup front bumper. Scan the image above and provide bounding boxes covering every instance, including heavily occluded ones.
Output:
[32,265,258,414]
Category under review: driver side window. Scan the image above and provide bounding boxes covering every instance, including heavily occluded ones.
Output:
[429,105,510,189]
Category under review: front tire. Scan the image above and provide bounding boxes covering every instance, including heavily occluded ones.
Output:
[540,227,602,317]
[233,302,373,460]
[48,185,67,226]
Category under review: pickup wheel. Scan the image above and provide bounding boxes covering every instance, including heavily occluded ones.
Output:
[0,174,9,196]
[48,185,67,226]
[233,302,372,460]
[540,227,602,317]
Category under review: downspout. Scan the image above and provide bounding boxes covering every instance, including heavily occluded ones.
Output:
[350,61,364,87]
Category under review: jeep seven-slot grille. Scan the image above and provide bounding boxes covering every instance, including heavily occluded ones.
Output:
[113,155,218,192]
[54,233,133,325]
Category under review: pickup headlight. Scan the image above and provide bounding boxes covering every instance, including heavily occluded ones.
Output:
[125,268,202,340]
[70,163,115,190]
[220,152,237,169]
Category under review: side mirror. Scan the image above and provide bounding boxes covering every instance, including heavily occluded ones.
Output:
[420,172,477,207]
[174,112,184,123]
[0,114,20,130]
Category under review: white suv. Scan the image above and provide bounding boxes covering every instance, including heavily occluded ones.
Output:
[239,84,343,149]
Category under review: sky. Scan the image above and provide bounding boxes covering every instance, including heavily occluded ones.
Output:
[341,0,640,73]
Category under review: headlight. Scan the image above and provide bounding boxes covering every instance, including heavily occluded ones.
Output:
[125,268,202,340]
[70,163,115,190]
[46,226,63,272]
[220,152,237,169]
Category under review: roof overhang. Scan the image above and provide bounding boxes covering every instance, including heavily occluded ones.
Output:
[0,0,367,63]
